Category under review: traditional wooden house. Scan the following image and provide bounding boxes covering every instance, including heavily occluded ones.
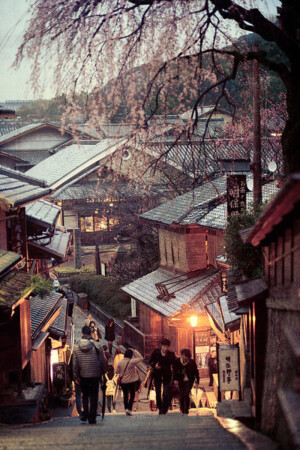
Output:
[25,138,189,245]
[0,122,97,172]
[0,166,71,273]
[121,175,279,374]
[238,173,300,447]
[0,167,72,422]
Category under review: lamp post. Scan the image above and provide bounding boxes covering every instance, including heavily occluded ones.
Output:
[190,315,198,360]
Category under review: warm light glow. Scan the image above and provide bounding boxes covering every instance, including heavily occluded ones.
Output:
[190,315,198,327]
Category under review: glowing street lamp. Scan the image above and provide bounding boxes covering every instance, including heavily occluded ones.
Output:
[190,315,198,328]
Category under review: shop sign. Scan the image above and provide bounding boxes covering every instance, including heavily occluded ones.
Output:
[10,207,27,257]
[227,175,246,217]
[218,345,240,392]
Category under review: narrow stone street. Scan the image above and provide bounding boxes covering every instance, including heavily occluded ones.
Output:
[0,411,248,449]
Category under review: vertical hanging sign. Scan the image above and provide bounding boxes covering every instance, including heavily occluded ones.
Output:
[10,207,27,257]
[227,175,247,217]
[218,345,241,393]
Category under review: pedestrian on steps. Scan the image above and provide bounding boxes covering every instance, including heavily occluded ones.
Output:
[73,325,106,424]
[105,319,115,355]
[173,348,199,415]
[149,338,176,415]
[115,348,144,416]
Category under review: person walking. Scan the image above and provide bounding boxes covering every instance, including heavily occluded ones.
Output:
[84,313,93,327]
[90,320,101,341]
[73,325,106,424]
[113,348,124,372]
[174,348,199,415]
[105,319,115,355]
[69,353,83,419]
[208,350,218,386]
[105,365,119,413]
[149,338,176,415]
[115,348,143,416]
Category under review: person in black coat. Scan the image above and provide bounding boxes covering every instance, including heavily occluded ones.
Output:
[149,338,176,414]
[105,319,115,354]
[174,348,199,415]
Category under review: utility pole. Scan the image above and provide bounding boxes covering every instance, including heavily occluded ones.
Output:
[252,43,262,206]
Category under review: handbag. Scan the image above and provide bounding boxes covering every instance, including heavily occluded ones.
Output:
[119,359,130,384]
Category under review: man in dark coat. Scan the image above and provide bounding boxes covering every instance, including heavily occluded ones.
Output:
[73,326,106,424]
[105,319,115,354]
[174,348,199,414]
[149,338,176,414]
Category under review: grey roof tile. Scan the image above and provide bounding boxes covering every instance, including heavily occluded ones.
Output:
[0,249,21,276]
[122,267,221,317]
[25,139,122,187]
[28,229,71,259]
[30,291,62,338]
[0,167,51,208]
[26,200,61,228]
[141,177,279,230]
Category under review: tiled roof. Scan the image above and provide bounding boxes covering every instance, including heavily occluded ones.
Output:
[25,200,61,228]
[49,297,68,337]
[0,123,45,145]
[140,176,227,226]
[122,267,221,317]
[0,270,32,310]
[219,295,240,327]
[30,291,62,339]
[146,138,282,176]
[206,301,224,331]
[25,139,122,188]
[53,180,148,201]
[0,166,50,209]
[0,249,21,276]
[141,177,279,230]
[0,122,25,137]
[28,228,71,259]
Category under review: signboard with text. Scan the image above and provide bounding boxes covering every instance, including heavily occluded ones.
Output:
[218,345,240,392]
[227,175,246,217]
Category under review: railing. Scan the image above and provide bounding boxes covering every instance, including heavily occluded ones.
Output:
[123,320,163,359]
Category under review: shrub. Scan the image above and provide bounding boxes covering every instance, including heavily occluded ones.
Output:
[224,204,265,279]
[69,274,130,319]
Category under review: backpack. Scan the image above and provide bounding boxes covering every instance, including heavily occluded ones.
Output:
[105,373,118,396]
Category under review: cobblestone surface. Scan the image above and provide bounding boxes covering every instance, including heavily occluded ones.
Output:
[0,411,246,450]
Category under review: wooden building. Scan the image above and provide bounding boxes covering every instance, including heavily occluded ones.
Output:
[241,174,300,447]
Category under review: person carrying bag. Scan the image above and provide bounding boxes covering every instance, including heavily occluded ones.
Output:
[115,348,143,416]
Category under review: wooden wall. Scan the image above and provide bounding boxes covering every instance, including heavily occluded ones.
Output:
[0,209,7,249]
[158,227,223,272]
[31,342,47,384]
[20,300,32,369]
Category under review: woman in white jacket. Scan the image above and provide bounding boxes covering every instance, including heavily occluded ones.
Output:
[115,348,143,415]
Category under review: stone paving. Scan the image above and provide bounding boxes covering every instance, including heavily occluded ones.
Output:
[0,411,247,450]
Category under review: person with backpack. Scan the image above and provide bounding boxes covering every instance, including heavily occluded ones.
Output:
[73,325,106,424]
[105,365,119,413]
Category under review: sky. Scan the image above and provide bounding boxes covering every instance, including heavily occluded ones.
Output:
[0,0,281,103]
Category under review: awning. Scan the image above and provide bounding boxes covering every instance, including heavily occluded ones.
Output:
[32,331,49,351]
[0,249,21,276]
[219,295,240,329]
[206,301,224,332]
[28,229,71,260]
[235,276,268,306]
[26,199,61,229]
[0,270,32,311]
